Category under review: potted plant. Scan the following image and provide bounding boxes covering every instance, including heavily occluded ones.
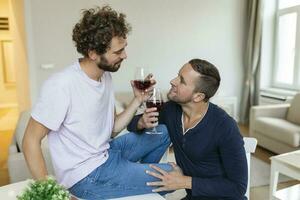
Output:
[17,176,71,200]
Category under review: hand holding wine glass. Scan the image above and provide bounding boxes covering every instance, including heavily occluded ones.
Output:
[132,67,156,103]
[145,88,164,134]
[133,67,152,91]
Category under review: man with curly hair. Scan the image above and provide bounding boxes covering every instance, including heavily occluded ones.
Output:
[23,6,172,199]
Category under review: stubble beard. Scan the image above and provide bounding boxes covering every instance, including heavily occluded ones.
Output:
[97,55,122,72]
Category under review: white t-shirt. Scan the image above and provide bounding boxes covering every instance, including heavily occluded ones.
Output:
[31,60,115,188]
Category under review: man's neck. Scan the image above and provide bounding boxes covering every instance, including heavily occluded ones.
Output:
[182,101,208,119]
[181,101,209,131]
[79,58,104,81]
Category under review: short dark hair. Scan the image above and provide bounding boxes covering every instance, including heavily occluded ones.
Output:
[72,6,131,57]
[189,59,221,102]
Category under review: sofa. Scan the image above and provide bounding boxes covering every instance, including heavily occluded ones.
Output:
[249,93,300,154]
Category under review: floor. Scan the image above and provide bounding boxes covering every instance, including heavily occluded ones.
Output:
[0,111,299,199]
[239,124,276,164]
[239,124,300,199]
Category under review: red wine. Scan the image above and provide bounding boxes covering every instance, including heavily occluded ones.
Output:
[134,80,151,90]
[146,100,164,112]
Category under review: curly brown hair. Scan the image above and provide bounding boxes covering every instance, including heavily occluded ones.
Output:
[72,6,131,57]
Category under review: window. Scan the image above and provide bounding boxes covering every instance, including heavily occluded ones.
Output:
[273,0,300,90]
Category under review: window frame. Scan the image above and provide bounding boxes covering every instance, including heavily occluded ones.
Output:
[272,1,300,90]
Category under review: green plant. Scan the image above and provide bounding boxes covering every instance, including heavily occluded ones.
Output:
[17,176,70,200]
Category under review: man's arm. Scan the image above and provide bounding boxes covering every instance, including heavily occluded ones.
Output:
[22,117,50,180]
[127,100,171,132]
[112,78,158,136]
[112,101,159,137]
[112,97,142,137]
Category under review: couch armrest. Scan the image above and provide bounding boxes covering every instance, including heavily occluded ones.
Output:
[8,152,33,183]
[249,104,290,137]
[8,149,55,183]
[250,104,290,119]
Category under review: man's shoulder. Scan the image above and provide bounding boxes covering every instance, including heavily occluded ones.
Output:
[44,63,77,87]
[209,103,236,127]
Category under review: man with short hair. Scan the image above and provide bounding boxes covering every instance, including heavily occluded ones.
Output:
[128,59,248,200]
[23,6,171,199]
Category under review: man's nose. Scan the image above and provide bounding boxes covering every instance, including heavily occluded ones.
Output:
[170,78,176,86]
[121,51,127,59]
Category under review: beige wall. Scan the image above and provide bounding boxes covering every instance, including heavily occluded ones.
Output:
[10,0,31,111]
[0,0,30,111]
[0,0,9,16]
[0,0,17,106]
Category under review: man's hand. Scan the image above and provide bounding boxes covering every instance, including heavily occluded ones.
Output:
[115,74,156,133]
[137,107,159,129]
[146,163,192,192]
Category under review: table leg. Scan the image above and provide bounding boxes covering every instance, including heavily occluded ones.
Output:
[269,162,279,200]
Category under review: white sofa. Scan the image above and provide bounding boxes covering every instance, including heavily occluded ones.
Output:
[249,93,300,154]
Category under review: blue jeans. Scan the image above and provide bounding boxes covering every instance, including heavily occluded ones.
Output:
[69,125,172,200]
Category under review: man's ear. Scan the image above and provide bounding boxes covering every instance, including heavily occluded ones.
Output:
[88,50,98,61]
[193,92,205,103]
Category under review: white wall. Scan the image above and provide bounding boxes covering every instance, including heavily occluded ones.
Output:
[24,0,246,113]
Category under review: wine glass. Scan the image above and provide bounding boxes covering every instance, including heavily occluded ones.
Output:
[133,67,151,92]
[145,88,164,134]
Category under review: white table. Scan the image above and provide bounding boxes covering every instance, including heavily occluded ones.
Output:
[269,150,300,200]
[275,184,300,200]
[0,180,30,200]
[0,180,165,200]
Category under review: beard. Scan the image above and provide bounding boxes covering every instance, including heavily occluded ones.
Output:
[167,89,192,104]
[97,54,123,72]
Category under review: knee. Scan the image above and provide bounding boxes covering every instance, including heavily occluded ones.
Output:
[156,124,170,145]
[156,124,168,133]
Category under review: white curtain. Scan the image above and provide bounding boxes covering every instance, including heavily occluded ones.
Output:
[240,0,264,124]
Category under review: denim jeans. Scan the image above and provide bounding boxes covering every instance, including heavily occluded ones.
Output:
[69,125,172,200]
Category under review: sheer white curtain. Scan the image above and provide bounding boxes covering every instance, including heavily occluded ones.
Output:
[240,0,264,124]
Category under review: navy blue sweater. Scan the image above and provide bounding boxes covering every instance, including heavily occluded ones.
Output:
[128,101,248,200]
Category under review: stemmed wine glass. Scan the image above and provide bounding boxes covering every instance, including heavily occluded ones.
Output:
[145,88,164,134]
[133,67,151,92]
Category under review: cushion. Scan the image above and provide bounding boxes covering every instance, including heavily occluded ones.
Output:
[287,93,300,125]
[254,117,300,147]
[15,110,48,152]
[14,111,31,152]
[115,99,125,114]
